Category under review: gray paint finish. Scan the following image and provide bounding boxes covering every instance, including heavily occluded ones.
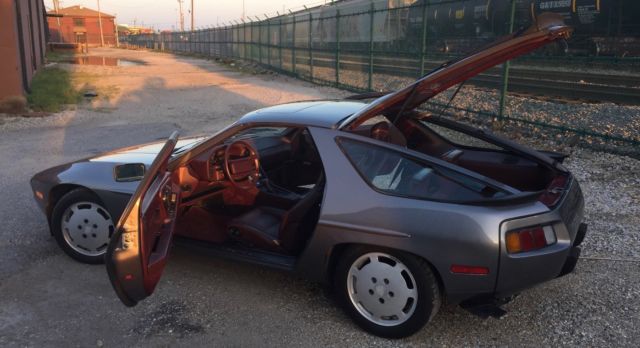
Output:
[299,127,556,301]
[30,119,585,304]
[238,100,367,129]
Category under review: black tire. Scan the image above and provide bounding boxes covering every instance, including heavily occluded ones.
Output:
[334,245,441,338]
[51,188,114,264]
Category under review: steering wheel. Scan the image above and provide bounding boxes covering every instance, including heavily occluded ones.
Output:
[223,140,260,190]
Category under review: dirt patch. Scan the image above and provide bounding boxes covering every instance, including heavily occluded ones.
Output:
[131,299,204,338]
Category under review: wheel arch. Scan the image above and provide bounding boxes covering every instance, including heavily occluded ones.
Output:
[325,242,447,300]
[47,184,96,224]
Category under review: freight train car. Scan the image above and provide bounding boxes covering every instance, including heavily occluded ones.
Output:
[305,0,639,57]
[406,0,640,56]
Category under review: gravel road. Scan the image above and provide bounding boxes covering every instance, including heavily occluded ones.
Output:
[0,48,638,347]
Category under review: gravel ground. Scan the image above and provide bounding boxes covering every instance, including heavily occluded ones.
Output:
[0,48,638,347]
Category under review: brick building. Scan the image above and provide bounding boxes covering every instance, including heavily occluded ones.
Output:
[0,0,46,105]
[47,5,116,46]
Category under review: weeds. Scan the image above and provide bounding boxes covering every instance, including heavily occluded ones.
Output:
[27,68,82,112]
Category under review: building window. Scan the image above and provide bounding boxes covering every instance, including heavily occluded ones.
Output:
[73,18,85,27]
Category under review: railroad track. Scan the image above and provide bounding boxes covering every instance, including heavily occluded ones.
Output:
[283,52,640,104]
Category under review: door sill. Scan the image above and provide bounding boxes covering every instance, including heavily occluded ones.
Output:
[173,236,297,271]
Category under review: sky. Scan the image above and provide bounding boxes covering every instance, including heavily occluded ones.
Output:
[44,0,331,30]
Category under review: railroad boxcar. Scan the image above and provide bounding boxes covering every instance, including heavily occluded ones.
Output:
[404,0,639,57]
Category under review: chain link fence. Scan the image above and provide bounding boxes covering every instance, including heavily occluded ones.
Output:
[120,0,640,151]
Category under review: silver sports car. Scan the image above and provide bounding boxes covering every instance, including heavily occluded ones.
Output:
[30,14,586,338]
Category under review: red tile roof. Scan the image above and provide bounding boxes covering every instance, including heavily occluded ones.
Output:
[47,5,115,18]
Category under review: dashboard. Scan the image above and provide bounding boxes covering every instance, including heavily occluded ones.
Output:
[180,134,294,196]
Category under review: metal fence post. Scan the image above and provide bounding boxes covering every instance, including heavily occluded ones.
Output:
[420,0,429,76]
[267,19,271,67]
[309,12,313,81]
[258,20,262,63]
[244,22,247,60]
[335,10,340,86]
[498,0,517,119]
[368,2,374,91]
[253,20,257,61]
[292,15,297,75]
[279,18,283,70]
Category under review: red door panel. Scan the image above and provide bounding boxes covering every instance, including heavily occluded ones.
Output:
[106,132,181,306]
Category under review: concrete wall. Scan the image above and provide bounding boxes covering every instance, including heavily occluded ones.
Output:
[0,0,46,101]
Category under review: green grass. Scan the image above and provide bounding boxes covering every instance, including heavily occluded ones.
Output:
[27,68,83,112]
[45,51,77,63]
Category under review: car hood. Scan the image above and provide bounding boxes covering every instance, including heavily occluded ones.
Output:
[340,13,572,130]
[89,135,207,165]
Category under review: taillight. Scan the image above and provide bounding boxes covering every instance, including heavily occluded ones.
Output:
[539,175,568,207]
[506,226,556,254]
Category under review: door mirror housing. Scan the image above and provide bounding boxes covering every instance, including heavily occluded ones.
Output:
[114,163,146,182]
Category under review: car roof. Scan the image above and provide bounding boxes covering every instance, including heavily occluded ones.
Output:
[237,100,368,129]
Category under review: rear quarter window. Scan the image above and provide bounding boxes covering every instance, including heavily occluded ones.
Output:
[338,137,506,202]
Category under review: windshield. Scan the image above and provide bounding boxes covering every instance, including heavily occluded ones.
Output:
[171,137,208,157]
[227,126,289,141]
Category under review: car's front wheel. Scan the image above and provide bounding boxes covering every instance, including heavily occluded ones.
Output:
[334,246,441,338]
[51,188,115,264]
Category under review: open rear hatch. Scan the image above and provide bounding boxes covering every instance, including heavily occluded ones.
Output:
[339,12,572,135]
[340,13,573,205]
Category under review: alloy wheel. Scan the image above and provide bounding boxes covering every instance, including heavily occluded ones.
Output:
[347,252,418,326]
[60,201,114,257]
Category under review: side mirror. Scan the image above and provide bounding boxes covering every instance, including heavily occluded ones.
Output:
[114,163,146,182]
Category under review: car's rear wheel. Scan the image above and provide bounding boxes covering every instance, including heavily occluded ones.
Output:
[334,246,441,338]
[51,188,115,264]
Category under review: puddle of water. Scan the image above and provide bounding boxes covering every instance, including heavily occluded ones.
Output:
[61,56,145,66]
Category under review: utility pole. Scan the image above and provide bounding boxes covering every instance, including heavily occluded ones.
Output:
[177,0,185,31]
[498,0,516,119]
[53,0,62,41]
[96,0,105,46]
[190,0,194,31]
[115,15,119,47]
[242,0,245,21]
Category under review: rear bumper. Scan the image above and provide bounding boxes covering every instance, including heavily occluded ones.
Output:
[495,178,585,297]
[557,222,587,277]
[460,222,587,316]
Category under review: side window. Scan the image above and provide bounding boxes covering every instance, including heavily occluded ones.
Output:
[338,138,506,201]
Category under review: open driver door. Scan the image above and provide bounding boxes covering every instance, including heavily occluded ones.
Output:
[106,131,182,306]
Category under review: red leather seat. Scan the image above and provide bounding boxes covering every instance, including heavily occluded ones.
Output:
[227,183,323,254]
